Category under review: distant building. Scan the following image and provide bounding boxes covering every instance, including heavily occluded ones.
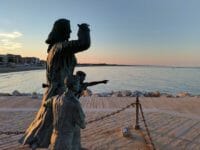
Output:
[22,57,40,64]
[0,55,7,63]
[0,54,44,65]
[40,60,46,65]
[6,54,22,64]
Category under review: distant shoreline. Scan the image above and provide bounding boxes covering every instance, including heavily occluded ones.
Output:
[0,63,200,74]
[0,66,45,73]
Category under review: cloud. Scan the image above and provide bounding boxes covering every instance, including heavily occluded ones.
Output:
[0,31,23,51]
[0,31,23,39]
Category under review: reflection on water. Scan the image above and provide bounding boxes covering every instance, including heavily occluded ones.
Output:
[0,66,200,95]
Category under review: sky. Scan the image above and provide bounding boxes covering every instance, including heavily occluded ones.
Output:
[0,0,200,67]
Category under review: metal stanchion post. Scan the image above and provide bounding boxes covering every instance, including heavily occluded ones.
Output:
[135,95,140,130]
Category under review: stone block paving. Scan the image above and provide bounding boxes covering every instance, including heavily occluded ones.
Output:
[0,110,148,150]
[139,112,200,150]
[0,108,199,149]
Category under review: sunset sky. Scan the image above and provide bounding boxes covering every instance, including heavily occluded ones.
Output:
[0,0,200,66]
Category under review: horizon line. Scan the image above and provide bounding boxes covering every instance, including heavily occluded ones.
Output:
[77,63,200,68]
[1,53,200,68]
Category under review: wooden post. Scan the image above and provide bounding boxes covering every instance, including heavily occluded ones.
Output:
[135,95,140,130]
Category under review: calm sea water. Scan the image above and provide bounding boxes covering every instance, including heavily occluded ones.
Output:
[0,66,200,95]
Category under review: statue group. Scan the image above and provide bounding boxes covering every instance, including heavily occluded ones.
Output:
[19,19,108,150]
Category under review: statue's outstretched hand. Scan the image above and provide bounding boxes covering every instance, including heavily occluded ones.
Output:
[103,80,109,84]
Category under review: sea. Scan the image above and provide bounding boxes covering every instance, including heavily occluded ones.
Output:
[0,66,200,95]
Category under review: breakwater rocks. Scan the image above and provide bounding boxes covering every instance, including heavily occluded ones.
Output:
[82,90,199,98]
[0,90,199,98]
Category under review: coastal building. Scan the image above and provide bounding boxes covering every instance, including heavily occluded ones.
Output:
[0,55,7,64]
[0,54,43,65]
[6,54,22,64]
[0,54,22,64]
[22,57,40,64]
[39,60,46,66]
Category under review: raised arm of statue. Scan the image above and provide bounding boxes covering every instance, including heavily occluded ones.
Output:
[62,23,91,54]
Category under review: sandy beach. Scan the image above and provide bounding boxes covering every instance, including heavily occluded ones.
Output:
[0,95,199,150]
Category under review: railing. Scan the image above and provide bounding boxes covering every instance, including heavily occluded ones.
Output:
[0,96,156,150]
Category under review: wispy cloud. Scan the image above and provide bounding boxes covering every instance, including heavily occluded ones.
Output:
[0,31,23,51]
[0,31,22,39]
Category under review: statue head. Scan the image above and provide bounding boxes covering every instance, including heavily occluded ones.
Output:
[76,71,86,83]
[64,75,80,92]
[46,18,71,46]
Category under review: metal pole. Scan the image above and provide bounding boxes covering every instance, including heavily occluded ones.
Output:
[135,95,140,130]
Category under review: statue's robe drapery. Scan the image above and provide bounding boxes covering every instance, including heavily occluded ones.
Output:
[19,29,90,148]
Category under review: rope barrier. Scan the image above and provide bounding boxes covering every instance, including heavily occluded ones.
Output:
[0,103,135,135]
[86,102,135,124]
[0,97,156,150]
[139,103,156,150]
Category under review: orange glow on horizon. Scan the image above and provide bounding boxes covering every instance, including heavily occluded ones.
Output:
[1,47,200,67]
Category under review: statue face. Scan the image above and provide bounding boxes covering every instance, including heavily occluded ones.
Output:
[66,32,71,39]
[72,78,80,92]
[79,75,86,83]
[64,26,71,39]
[65,76,80,92]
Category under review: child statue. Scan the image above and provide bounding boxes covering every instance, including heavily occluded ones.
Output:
[45,75,85,150]
[75,71,108,98]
